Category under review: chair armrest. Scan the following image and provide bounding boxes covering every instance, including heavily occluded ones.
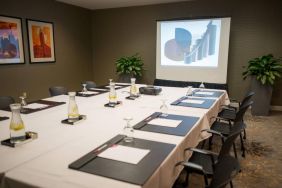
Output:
[210,116,230,122]
[175,161,206,174]
[185,148,218,165]
[229,98,239,103]
[220,105,237,111]
[185,147,218,156]
[201,129,224,138]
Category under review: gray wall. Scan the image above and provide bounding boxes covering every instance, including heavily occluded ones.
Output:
[92,0,282,105]
[0,0,93,101]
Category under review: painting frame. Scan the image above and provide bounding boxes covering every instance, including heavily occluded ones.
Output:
[0,15,25,65]
[27,19,56,63]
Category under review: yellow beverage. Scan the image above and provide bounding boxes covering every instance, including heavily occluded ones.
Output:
[10,122,25,131]
[130,85,137,95]
[68,106,79,119]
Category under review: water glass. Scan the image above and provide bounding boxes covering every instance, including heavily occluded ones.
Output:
[123,117,134,142]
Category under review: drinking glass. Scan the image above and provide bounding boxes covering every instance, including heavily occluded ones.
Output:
[160,99,168,117]
[10,103,26,143]
[82,84,88,93]
[123,117,134,142]
[109,81,117,104]
[199,82,205,90]
[186,86,193,96]
[68,92,80,122]
[19,92,27,107]
[130,78,138,97]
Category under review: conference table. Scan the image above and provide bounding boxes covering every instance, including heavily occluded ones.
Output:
[0,84,229,188]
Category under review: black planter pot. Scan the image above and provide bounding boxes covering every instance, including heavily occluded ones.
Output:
[251,77,273,116]
[118,74,132,83]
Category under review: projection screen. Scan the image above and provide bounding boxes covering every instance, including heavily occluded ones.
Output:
[156,17,231,84]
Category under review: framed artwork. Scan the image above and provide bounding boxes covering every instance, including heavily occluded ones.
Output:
[27,19,55,63]
[0,15,25,65]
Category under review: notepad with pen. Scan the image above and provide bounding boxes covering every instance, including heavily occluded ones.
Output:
[69,134,175,185]
[133,112,199,136]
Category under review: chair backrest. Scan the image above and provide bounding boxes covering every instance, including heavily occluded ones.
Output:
[209,155,240,188]
[234,101,253,122]
[240,91,255,108]
[218,126,242,159]
[84,81,96,89]
[49,86,67,96]
[0,96,15,109]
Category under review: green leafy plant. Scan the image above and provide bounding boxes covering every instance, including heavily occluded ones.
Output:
[242,54,282,85]
[116,53,144,77]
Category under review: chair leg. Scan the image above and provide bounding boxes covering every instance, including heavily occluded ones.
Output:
[201,139,206,149]
[230,181,234,188]
[233,143,238,158]
[184,171,190,186]
[209,135,213,150]
[243,129,247,140]
[204,175,209,187]
[240,133,246,158]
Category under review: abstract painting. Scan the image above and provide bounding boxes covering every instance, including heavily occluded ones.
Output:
[27,19,55,63]
[0,15,24,65]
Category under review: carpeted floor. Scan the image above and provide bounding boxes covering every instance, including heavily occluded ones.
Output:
[174,110,282,188]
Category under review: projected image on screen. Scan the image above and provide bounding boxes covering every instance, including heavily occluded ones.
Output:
[161,19,221,67]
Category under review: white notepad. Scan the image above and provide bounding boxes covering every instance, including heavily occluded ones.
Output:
[78,91,99,95]
[182,99,205,104]
[89,88,109,91]
[98,145,150,164]
[195,91,214,95]
[148,118,182,128]
[24,103,49,109]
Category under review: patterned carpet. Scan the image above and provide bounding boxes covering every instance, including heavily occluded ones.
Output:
[174,110,282,188]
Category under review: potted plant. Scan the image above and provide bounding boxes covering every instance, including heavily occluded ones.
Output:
[242,54,282,115]
[115,53,144,83]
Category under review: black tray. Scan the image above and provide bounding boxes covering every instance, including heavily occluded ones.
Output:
[125,94,140,100]
[133,112,199,136]
[1,131,38,147]
[61,115,86,125]
[69,135,175,185]
[104,101,122,108]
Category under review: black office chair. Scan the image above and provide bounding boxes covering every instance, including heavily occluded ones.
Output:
[84,81,96,90]
[175,126,242,187]
[0,96,15,110]
[219,91,254,120]
[49,86,68,96]
[207,101,253,158]
[219,91,254,140]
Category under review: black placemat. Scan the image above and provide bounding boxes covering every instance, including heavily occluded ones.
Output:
[192,90,224,98]
[2,100,66,114]
[76,91,102,97]
[171,96,216,109]
[0,116,9,121]
[69,135,175,185]
[133,112,199,136]
[97,84,130,90]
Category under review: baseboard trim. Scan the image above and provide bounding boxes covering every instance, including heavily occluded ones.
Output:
[271,105,282,111]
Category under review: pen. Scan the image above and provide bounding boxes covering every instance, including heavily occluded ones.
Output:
[94,144,108,153]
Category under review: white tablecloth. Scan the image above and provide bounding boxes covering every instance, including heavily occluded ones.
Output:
[0,85,228,188]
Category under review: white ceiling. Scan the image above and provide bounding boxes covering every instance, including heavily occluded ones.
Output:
[56,0,191,10]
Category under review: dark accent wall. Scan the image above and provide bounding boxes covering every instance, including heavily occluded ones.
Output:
[92,0,282,105]
[0,0,93,101]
